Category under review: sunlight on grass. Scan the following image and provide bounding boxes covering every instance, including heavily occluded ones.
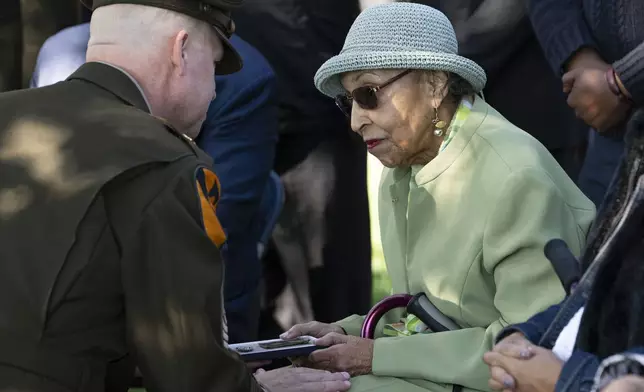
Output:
[367,154,392,305]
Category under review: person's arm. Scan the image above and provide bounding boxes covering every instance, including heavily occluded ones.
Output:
[334,315,367,337]
[526,0,599,74]
[120,165,261,392]
[613,40,644,106]
[370,168,587,389]
[495,303,563,345]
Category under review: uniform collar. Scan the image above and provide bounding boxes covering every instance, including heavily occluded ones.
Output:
[66,61,151,113]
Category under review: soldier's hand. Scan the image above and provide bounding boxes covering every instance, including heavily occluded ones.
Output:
[281,322,345,340]
[254,367,351,392]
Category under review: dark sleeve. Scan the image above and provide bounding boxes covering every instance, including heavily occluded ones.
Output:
[496,303,562,344]
[441,0,534,81]
[555,350,601,392]
[526,0,598,74]
[613,40,644,106]
[197,70,278,343]
[120,166,261,392]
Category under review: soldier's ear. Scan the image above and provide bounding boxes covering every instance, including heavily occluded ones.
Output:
[171,30,190,74]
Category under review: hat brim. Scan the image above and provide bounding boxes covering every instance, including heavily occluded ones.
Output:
[314,50,487,98]
[212,26,242,75]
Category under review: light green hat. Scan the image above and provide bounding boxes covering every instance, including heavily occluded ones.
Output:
[314,2,487,98]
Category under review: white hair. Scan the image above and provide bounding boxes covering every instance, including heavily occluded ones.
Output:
[88,4,210,54]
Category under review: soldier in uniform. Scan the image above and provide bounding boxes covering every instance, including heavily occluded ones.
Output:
[0,1,352,391]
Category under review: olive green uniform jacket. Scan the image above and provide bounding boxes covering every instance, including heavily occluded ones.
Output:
[0,62,260,392]
[335,98,596,392]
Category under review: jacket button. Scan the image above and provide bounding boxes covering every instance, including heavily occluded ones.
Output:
[392,197,399,203]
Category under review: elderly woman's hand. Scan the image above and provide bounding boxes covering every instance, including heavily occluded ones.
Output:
[299,333,375,377]
[281,321,346,340]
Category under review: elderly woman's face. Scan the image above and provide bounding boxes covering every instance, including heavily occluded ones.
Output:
[341,69,444,167]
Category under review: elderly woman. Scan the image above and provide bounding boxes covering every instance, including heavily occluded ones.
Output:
[280,3,596,392]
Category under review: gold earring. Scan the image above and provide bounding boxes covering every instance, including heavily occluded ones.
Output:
[432,108,446,136]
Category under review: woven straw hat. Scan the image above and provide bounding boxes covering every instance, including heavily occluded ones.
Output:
[314,2,487,98]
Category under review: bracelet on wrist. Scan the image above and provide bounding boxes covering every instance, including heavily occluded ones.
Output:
[606,68,623,96]
[606,68,632,102]
[614,71,633,100]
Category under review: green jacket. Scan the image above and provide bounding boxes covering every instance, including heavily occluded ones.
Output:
[336,97,596,391]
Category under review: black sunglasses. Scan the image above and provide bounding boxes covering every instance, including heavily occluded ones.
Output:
[335,69,413,117]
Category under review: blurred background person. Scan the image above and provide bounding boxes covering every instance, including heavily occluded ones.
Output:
[404,0,588,180]
[526,0,644,206]
[233,0,373,336]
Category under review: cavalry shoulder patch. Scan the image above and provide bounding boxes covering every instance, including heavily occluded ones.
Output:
[195,167,226,248]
